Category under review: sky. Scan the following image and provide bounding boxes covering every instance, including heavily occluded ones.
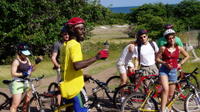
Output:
[100,0,183,7]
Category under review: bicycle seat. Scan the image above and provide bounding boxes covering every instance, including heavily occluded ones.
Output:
[2,80,12,85]
[135,70,144,74]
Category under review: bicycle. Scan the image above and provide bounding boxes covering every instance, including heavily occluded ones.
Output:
[51,76,114,112]
[113,70,158,108]
[106,70,143,104]
[0,75,45,112]
[113,67,200,109]
[121,67,200,112]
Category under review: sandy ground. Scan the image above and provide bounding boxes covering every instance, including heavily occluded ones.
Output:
[0,66,119,112]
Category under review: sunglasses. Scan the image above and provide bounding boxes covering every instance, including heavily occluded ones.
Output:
[74,27,85,31]
[139,35,148,39]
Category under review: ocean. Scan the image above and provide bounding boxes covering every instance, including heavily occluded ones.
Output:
[109,6,138,13]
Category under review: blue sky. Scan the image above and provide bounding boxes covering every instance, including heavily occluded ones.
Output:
[100,0,183,7]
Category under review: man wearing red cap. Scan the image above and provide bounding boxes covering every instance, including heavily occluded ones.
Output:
[59,17,108,112]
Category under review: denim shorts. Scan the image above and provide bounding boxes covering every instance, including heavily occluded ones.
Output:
[159,65,177,83]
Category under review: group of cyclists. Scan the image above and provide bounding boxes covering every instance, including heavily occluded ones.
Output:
[117,24,189,112]
[9,16,189,112]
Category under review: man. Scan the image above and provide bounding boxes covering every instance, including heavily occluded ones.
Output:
[51,27,69,106]
[157,24,183,48]
[116,41,137,86]
[134,29,159,76]
[51,27,69,82]
[60,17,108,112]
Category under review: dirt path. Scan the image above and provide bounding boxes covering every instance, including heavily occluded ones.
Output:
[0,25,127,112]
[0,66,119,112]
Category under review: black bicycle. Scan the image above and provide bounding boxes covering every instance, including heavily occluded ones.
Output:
[0,75,46,112]
[47,76,115,112]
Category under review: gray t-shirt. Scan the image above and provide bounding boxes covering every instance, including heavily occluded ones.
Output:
[52,41,62,63]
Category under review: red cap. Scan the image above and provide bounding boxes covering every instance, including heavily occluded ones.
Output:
[65,17,85,25]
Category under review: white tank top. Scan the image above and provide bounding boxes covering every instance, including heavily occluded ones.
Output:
[117,44,135,66]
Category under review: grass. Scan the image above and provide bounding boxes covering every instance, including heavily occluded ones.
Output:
[0,61,56,87]
[0,26,200,88]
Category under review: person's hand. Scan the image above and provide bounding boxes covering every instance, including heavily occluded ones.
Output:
[164,63,173,69]
[35,56,43,64]
[177,63,181,69]
[96,49,109,60]
[22,72,30,77]
[128,67,135,73]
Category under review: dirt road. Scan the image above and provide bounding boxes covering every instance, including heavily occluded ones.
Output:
[0,25,128,112]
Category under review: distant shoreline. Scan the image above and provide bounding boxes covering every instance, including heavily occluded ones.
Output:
[109,6,138,13]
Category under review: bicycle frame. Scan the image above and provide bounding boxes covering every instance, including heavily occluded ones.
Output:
[52,77,109,112]
[54,103,73,112]
[137,68,199,112]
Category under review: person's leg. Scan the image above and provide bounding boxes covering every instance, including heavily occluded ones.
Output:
[72,95,88,112]
[159,66,170,112]
[9,81,24,112]
[117,65,127,86]
[23,90,31,112]
[120,73,128,86]
[167,68,177,111]
[160,75,169,112]
[10,94,22,112]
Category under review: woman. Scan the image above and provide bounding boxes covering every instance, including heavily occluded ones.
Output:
[10,43,32,112]
[156,29,189,112]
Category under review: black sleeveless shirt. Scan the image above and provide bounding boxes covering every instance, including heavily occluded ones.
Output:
[16,59,30,73]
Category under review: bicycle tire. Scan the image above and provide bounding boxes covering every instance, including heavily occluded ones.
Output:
[121,92,158,112]
[29,94,45,112]
[105,75,120,99]
[113,84,135,108]
[48,82,59,93]
[185,91,200,112]
[189,74,200,89]
[172,80,190,112]
[0,92,10,110]
[179,73,200,89]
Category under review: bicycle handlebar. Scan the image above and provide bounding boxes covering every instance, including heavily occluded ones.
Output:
[88,77,106,87]
[191,67,199,74]
[2,75,44,85]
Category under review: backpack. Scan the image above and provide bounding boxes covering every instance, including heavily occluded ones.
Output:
[137,41,156,65]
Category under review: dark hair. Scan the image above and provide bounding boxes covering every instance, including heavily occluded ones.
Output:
[60,26,69,36]
[137,29,148,38]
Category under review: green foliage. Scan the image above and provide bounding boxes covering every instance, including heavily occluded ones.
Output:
[0,0,117,64]
[128,0,200,39]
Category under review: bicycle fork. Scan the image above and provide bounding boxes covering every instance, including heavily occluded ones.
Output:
[31,83,45,112]
[138,90,158,112]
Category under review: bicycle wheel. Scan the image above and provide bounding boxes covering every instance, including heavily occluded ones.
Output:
[121,92,158,112]
[29,94,45,112]
[172,81,191,112]
[189,74,199,89]
[0,92,10,110]
[113,84,135,108]
[105,76,120,99]
[185,91,200,112]
[48,82,59,92]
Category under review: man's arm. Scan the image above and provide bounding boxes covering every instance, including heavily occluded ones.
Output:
[51,52,60,68]
[73,56,98,71]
